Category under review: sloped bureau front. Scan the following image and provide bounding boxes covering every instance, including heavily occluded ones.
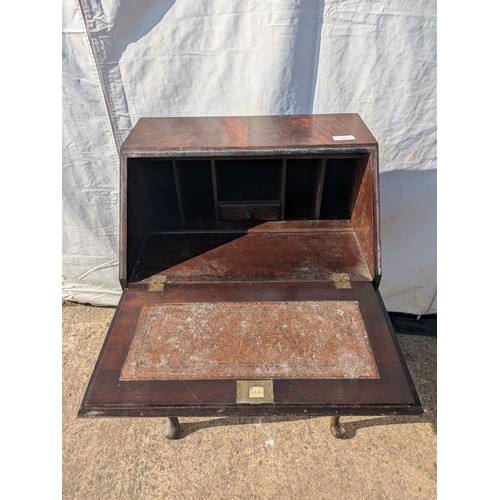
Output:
[79,115,422,440]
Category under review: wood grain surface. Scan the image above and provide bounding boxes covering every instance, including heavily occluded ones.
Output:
[130,229,372,284]
[121,114,377,155]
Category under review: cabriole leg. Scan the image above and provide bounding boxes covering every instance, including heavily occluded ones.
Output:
[330,416,346,438]
[164,417,181,439]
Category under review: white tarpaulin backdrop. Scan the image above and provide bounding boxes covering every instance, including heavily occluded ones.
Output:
[62,0,436,314]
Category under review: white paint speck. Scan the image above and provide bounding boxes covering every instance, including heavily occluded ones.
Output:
[265,438,275,447]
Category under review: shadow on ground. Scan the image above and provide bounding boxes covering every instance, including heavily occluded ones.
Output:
[175,411,434,440]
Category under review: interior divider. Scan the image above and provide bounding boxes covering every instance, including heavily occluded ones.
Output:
[280,159,287,220]
[211,160,220,220]
[171,160,185,222]
[313,159,326,220]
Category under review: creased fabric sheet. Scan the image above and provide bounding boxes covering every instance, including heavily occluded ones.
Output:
[62,0,436,313]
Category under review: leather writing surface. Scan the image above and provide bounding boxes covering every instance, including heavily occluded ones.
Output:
[120,300,379,380]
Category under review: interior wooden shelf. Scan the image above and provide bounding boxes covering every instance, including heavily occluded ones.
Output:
[127,155,366,224]
[130,222,372,284]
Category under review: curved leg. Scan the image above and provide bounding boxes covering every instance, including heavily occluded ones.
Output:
[164,417,181,439]
[329,416,346,438]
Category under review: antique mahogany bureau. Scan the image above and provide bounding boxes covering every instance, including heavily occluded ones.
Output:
[79,114,422,439]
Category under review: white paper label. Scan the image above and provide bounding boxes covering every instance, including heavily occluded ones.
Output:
[332,135,355,141]
[249,386,265,398]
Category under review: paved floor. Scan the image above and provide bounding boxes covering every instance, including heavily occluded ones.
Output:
[63,303,436,500]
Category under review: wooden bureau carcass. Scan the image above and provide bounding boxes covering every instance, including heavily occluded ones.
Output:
[79,114,422,439]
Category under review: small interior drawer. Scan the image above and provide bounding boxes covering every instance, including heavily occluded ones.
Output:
[219,201,280,221]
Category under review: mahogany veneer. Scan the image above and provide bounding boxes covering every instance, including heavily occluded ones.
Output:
[79,114,421,429]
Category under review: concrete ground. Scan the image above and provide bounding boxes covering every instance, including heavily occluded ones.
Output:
[63,302,436,500]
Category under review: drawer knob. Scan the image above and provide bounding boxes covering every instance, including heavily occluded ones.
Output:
[244,210,253,219]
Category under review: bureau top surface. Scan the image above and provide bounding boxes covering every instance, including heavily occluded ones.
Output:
[121,114,377,155]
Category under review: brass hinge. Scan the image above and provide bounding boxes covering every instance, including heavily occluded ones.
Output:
[331,273,351,289]
[148,275,165,292]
